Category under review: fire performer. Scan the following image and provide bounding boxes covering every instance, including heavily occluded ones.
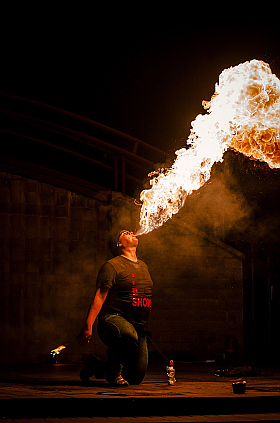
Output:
[77,230,153,386]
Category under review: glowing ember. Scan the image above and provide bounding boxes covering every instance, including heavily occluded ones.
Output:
[50,345,66,357]
[136,60,280,235]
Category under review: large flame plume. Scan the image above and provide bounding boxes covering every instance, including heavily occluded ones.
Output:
[136,60,280,235]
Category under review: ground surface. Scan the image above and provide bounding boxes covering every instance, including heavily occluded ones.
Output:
[0,362,279,422]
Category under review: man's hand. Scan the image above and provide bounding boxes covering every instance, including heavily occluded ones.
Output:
[77,287,109,346]
[77,323,92,345]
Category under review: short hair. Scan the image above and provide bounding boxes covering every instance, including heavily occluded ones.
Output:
[108,231,122,257]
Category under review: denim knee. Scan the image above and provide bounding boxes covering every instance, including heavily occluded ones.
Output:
[97,314,138,347]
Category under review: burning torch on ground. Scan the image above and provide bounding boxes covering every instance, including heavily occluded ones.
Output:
[48,345,67,363]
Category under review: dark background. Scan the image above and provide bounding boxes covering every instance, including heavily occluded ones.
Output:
[1,6,280,153]
[1,6,280,362]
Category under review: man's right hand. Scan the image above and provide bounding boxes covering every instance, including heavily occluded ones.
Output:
[77,287,109,346]
[76,323,92,345]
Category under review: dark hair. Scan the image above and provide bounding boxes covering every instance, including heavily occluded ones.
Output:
[108,231,122,257]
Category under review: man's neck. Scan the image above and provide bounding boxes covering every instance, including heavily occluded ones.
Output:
[121,248,138,262]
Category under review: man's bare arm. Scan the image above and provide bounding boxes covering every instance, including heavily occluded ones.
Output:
[77,286,109,345]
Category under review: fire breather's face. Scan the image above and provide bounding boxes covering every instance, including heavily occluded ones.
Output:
[118,230,138,249]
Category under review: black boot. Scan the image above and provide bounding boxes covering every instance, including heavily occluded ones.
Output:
[80,354,105,384]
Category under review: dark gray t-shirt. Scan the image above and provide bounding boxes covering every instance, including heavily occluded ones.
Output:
[96,255,153,327]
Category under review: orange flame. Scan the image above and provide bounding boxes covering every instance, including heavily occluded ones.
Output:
[136,60,280,235]
[50,345,66,357]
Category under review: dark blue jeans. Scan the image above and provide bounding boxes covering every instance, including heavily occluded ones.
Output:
[97,314,148,385]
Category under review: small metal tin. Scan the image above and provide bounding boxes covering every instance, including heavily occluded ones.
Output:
[232,380,246,394]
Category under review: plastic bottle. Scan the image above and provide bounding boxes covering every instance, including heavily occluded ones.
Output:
[166,359,176,385]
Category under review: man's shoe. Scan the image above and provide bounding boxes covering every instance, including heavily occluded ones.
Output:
[80,354,104,383]
[108,375,129,386]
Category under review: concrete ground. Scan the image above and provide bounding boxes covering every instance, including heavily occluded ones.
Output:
[0,361,279,422]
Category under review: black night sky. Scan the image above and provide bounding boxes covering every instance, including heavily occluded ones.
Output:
[2,8,280,154]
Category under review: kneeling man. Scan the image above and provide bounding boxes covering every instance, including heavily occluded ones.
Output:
[77,230,153,386]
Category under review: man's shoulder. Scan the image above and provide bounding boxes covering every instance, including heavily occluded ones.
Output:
[106,256,148,270]
[138,258,148,268]
[106,255,124,270]
[107,256,122,265]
